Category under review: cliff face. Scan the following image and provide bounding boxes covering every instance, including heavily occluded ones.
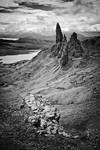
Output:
[51,23,84,67]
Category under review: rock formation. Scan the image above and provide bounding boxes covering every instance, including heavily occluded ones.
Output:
[51,23,84,67]
[58,34,68,66]
[51,42,62,57]
[51,23,68,67]
[25,94,60,135]
[68,32,84,57]
[56,23,63,43]
[60,44,68,67]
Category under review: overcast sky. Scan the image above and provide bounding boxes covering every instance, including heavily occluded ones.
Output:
[0,0,100,36]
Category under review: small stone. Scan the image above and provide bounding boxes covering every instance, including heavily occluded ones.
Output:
[73,135,79,139]
[52,126,58,134]
[37,129,46,135]
[40,118,47,129]
[63,132,70,137]
[46,125,53,135]
[25,94,41,110]
[28,115,40,127]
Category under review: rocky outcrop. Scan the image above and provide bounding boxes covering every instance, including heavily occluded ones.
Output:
[51,23,84,67]
[51,42,62,57]
[68,32,84,58]
[51,41,68,67]
[56,23,63,43]
[25,94,72,137]
[51,24,68,67]
[25,94,60,135]
[60,44,68,67]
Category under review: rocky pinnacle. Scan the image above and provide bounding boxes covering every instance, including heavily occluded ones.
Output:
[56,23,63,43]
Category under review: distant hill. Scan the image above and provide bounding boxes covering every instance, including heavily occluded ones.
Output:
[64,31,100,41]
[82,36,100,57]
[0,31,100,56]
[0,37,54,56]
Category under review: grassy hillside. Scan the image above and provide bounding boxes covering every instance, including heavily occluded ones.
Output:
[0,36,100,149]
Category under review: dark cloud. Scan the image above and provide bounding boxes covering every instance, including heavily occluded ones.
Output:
[0,6,19,13]
[0,6,20,13]
[74,0,82,5]
[62,0,74,2]
[0,6,18,9]
[74,0,93,8]
[0,9,13,13]
[69,0,94,15]
[4,6,19,9]
[15,1,54,11]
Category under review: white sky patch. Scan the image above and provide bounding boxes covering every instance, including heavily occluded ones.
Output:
[0,10,59,34]
[0,0,100,35]
[0,0,18,7]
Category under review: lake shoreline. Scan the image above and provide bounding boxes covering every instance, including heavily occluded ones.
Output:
[0,50,40,64]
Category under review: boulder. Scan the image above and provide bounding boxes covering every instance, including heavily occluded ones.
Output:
[25,94,41,110]
[43,105,60,121]
[40,118,47,129]
[52,125,58,134]
[46,125,58,135]
[28,115,40,127]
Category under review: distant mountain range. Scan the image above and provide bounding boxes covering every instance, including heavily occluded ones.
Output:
[0,37,54,56]
[0,31,100,56]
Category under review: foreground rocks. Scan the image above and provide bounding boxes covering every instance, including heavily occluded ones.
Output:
[24,94,71,137]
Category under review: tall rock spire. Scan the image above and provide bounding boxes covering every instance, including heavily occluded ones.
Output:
[51,23,84,68]
[56,23,63,43]
[68,32,84,57]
